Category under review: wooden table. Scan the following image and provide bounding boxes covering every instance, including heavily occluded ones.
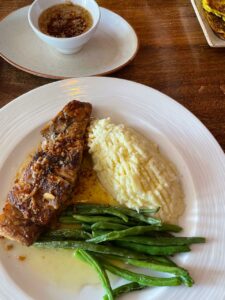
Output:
[1,0,225,151]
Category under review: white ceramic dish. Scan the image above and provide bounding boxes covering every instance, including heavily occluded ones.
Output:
[0,77,225,300]
[28,0,100,54]
[0,6,138,78]
[191,0,225,47]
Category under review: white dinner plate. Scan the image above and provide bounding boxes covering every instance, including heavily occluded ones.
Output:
[191,0,225,47]
[0,77,225,300]
[0,6,138,78]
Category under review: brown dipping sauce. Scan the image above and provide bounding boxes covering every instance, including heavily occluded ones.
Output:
[38,2,93,38]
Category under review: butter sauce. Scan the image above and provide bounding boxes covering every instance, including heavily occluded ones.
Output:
[1,239,98,292]
[72,153,118,206]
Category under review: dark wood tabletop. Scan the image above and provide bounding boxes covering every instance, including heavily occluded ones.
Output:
[0,0,225,151]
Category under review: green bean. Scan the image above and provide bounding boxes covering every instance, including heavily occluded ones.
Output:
[43,229,91,240]
[113,206,161,225]
[139,207,160,214]
[95,253,177,270]
[81,224,92,231]
[76,204,159,214]
[153,232,175,238]
[114,241,190,256]
[61,210,73,216]
[152,224,182,232]
[111,257,194,287]
[131,224,182,234]
[101,260,182,287]
[75,207,129,223]
[87,225,181,244]
[34,240,150,260]
[103,282,147,300]
[118,236,206,246]
[75,249,114,300]
[129,231,174,238]
[153,256,177,266]
[72,215,126,224]
[92,230,188,250]
[75,204,161,225]
[59,216,81,224]
[92,231,110,238]
[91,222,129,231]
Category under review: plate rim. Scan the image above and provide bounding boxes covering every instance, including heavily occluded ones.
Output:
[0,6,139,79]
[0,75,224,158]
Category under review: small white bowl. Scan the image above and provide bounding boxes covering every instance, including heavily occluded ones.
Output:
[28,0,100,54]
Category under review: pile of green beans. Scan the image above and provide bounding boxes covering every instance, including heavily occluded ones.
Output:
[35,204,205,300]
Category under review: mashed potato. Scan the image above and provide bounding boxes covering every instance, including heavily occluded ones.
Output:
[88,119,184,223]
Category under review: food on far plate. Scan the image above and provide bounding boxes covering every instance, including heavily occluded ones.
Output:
[88,118,184,223]
[0,100,92,245]
[203,0,225,18]
[202,0,225,39]
[0,101,205,300]
[39,2,93,38]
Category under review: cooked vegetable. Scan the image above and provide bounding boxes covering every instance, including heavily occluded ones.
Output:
[113,206,161,225]
[34,240,149,259]
[75,204,161,225]
[75,249,114,300]
[44,229,91,240]
[87,225,182,244]
[92,231,110,238]
[91,222,129,231]
[117,236,206,246]
[101,260,182,287]
[75,206,129,223]
[81,224,92,231]
[109,256,194,287]
[75,204,160,214]
[114,241,190,256]
[152,256,178,266]
[37,203,205,300]
[140,207,160,213]
[72,215,127,225]
[103,282,147,300]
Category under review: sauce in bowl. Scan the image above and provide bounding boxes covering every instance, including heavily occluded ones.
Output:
[38,2,93,38]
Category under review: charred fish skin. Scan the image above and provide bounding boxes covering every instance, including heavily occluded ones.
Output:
[0,100,92,245]
[0,203,41,246]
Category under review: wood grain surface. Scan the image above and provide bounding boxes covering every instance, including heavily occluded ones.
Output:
[0,0,225,151]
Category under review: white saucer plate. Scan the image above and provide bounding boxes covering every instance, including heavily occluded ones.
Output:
[191,0,225,47]
[0,77,225,300]
[0,7,138,78]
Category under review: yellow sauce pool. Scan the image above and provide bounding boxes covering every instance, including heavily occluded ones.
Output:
[72,153,118,206]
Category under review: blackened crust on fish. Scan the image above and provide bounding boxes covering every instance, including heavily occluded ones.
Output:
[0,100,92,245]
[0,203,41,246]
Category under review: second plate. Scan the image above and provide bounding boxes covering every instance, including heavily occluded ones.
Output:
[191,0,225,47]
[0,6,138,78]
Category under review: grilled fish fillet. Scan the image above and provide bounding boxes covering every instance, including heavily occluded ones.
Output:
[0,100,92,245]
